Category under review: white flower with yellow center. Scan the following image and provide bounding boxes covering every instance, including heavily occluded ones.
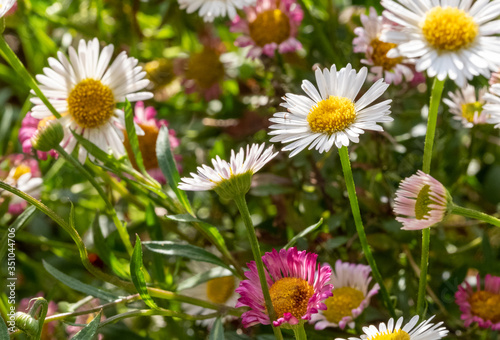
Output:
[30,38,153,163]
[335,316,448,340]
[0,0,16,18]
[443,84,488,128]
[268,64,392,157]
[381,0,500,87]
[310,260,379,330]
[178,0,256,22]
[483,84,500,128]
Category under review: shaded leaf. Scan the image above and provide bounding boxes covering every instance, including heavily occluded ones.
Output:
[131,235,158,309]
[284,219,323,249]
[0,316,9,340]
[71,311,101,340]
[124,99,146,173]
[209,318,224,340]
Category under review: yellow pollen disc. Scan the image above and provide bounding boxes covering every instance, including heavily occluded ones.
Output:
[124,123,160,171]
[269,277,314,320]
[415,184,436,220]
[249,9,291,47]
[12,165,31,181]
[37,115,56,130]
[185,48,224,89]
[461,101,483,123]
[370,39,403,71]
[206,276,236,304]
[422,7,478,51]
[369,329,410,340]
[469,291,500,323]
[307,96,356,134]
[67,79,115,129]
[322,286,365,323]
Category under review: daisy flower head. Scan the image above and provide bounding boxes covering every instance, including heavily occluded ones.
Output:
[394,170,450,230]
[353,7,416,85]
[230,0,303,59]
[178,0,256,22]
[455,273,500,330]
[178,143,277,199]
[236,247,333,328]
[0,155,43,214]
[269,64,392,157]
[0,0,16,18]
[381,0,500,87]
[123,102,181,184]
[310,260,380,330]
[443,84,489,128]
[19,112,58,160]
[30,38,153,163]
[483,84,500,128]
[335,315,448,340]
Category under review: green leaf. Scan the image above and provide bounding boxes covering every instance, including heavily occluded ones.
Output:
[156,126,193,214]
[92,215,130,279]
[124,99,146,173]
[131,235,159,310]
[284,219,323,249]
[178,267,233,291]
[0,316,9,340]
[144,241,230,270]
[71,311,101,340]
[209,318,224,340]
[0,205,35,262]
[145,204,166,284]
[71,130,118,166]
[43,260,118,302]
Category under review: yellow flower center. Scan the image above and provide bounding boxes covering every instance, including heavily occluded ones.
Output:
[249,9,291,47]
[422,7,478,51]
[307,96,356,134]
[369,329,411,340]
[185,48,224,89]
[269,277,314,320]
[67,79,115,129]
[124,123,160,171]
[322,286,365,323]
[145,59,175,88]
[415,184,436,220]
[11,165,31,181]
[206,276,236,304]
[370,39,403,71]
[469,291,500,323]
[461,101,483,123]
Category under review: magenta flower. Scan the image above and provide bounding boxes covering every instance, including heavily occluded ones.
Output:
[236,247,333,328]
[455,274,500,331]
[393,170,449,230]
[19,112,58,160]
[231,0,303,59]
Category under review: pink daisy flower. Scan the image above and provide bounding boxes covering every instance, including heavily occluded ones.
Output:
[124,101,181,184]
[310,260,379,330]
[353,7,417,85]
[19,112,58,160]
[393,170,450,230]
[455,274,500,331]
[231,0,303,59]
[443,84,489,128]
[236,247,333,328]
[0,154,42,214]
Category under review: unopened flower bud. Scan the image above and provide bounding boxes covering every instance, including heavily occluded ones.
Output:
[31,119,63,152]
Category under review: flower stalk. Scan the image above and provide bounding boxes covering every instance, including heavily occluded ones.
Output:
[451,205,500,228]
[292,324,308,340]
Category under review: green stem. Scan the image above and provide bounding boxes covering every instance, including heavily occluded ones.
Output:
[451,205,500,227]
[55,145,134,256]
[233,194,283,340]
[293,324,308,340]
[338,146,396,318]
[0,36,61,119]
[417,77,446,317]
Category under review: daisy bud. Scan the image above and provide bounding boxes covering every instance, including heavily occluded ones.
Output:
[31,119,63,152]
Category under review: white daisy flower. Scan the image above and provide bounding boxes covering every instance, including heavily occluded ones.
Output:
[178,0,256,22]
[268,64,392,157]
[335,315,448,340]
[178,143,277,197]
[0,0,16,18]
[381,0,500,87]
[30,38,153,163]
[484,84,500,128]
[443,84,488,128]
[310,260,380,330]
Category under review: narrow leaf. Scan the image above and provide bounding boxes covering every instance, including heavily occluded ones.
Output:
[178,267,233,291]
[0,206,35,262]
[144,241,230,270]
[0,316,9,340]
[124,99,146,173]
[145,204,166,284]
[156,126,193,214]
[284,219,323,249]
[131,235,159,309]
[71,311,101,340]
[209,318,224,340]
[43,260,118,302]
[71,130,116,165]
